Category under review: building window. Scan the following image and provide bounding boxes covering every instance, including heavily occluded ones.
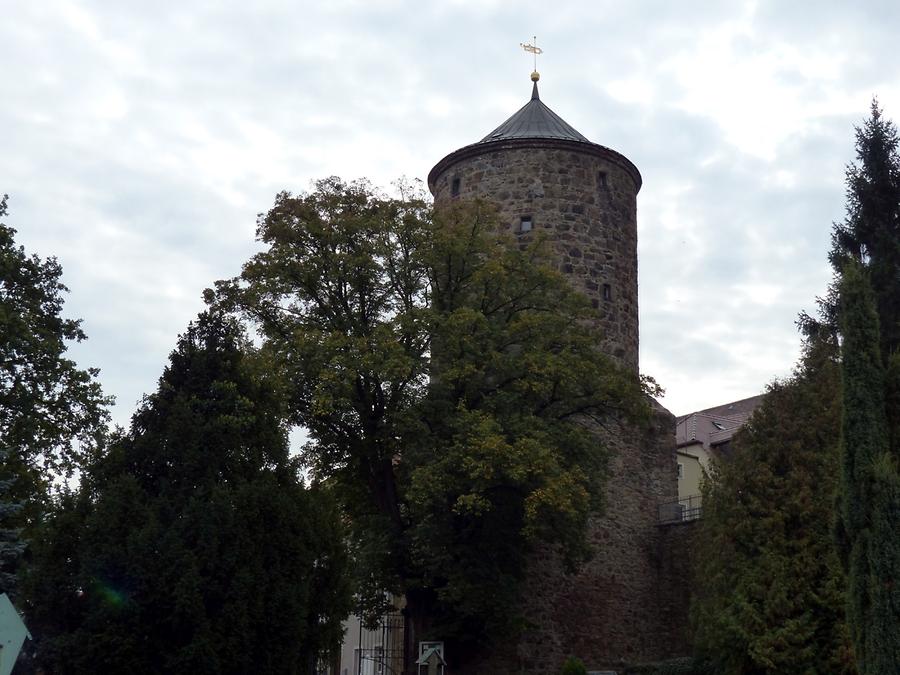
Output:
[677,462,684,479]
[598,171,608,188]
[519,216,533,233]
[602,283,612,301]
[450,177,461,198]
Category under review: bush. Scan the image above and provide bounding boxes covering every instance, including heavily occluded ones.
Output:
[561,656,587,675]
[623,657,712,675]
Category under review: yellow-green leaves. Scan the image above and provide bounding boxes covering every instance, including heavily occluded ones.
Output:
[209,179,654,647]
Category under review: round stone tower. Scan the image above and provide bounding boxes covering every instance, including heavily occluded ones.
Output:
[428,73,641,372]
[427,76,682,673]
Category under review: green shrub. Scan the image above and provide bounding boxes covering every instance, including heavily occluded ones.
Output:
[623,657,712,675]
[561,656,587,675]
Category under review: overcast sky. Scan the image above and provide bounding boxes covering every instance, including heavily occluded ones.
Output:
[3,0,899,426]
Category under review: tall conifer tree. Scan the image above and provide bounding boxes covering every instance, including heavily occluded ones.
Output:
[693,102,900,674]
[829,101,900,358]
[692,335,854,674]
[25,313,352,674]
[829,102,900,675]
[836,262,900,674]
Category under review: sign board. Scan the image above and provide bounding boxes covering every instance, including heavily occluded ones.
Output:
[0,593,30,675]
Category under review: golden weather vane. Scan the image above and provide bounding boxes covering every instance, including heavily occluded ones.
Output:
[520,36,543,80]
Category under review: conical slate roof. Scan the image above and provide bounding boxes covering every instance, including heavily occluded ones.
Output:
[478,80,589,144]
[428,75,642,193]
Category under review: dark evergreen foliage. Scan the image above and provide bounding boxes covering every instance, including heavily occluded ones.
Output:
[692,335,855,674]
[825,101,900,675]
[836,262,900,675]
[819,101,900,358]
[25,313,351,674]
[697,102,900,675]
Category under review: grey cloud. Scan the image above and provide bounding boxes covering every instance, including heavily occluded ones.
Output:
[3,0,899,423]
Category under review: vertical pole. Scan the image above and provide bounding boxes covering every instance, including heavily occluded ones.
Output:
[358,614,363,675]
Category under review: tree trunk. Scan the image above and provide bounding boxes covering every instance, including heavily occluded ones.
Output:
[402,589,433,675]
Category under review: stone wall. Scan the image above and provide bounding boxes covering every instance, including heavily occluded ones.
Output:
[429,138,684,674]
[459,404,678,675]
[655,519,700,660]
[430,140,640,373]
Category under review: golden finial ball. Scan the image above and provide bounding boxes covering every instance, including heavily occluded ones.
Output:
[531,71,540,82]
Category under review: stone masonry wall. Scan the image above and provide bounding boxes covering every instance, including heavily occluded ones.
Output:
[656,519,700,660]
[460,405,678,674]
[431,142,640,373]
[430,139,681,673]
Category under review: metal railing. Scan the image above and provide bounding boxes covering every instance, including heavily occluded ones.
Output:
[658,494,702,525]
[356,611,405,675]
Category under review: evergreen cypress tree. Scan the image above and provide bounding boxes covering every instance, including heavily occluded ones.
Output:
[25,313,352,674]
[692,335,854,674]
[836,261,900,674]
[689,101,900,675]
[828,101,900,358]
[824,101,900,675]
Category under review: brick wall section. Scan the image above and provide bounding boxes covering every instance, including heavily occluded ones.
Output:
[430,140,640,373]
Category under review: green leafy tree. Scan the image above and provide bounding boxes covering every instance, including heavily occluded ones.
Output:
[692,334,855,674]
[0,195,110,480]
[0,446,25,597]
[0,194,109,606]
[24,313,351,674]
[835,262,900,674]
[404,202,649,647]
[210,178,653,668]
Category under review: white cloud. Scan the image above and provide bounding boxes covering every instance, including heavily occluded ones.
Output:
[3,0,898,423]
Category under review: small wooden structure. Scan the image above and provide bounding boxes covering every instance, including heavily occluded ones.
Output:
[416,642,446,675]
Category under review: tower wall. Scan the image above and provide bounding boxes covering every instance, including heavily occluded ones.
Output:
[430,138,681,672]
[451,405,679,674]
[430,138,640,372]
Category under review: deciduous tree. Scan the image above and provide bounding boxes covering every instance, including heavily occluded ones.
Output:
[0,195,110,480]
[210,178,653,667]
[0,194,110,602]
[0,446,24,598]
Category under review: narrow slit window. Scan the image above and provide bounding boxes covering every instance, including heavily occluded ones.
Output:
[519,216,533,233]
[602,283,612,301]
[451,177,461,197]
[598,171,608,188]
